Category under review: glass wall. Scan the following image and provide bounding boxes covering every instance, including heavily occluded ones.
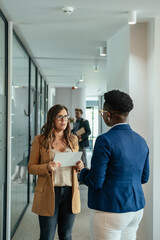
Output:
[11,35,29,234]
[86,97,99,149]
[41,78,45,128]
[37,73,41,134]
[0,10,50,238]
[45,84,48,120]
[0,15,6,240]
[44,81,46,123]
[30,61,36,143]
[30,61,36,197]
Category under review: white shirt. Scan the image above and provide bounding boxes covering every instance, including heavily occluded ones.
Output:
[50,148,72,186]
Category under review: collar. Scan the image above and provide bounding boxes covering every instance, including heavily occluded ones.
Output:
[111,123,128,129]
[76,118,82,122]
[109,123,131,131]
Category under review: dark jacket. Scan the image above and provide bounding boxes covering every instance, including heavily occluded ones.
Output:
[80,124,149,213]
[72,118,91,148]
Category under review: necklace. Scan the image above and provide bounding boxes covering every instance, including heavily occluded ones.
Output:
[53,136,65,146]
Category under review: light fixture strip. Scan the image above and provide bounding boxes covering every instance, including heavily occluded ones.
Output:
[100,47,107,56]
[128,11,137,25]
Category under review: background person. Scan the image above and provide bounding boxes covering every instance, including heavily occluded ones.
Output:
[80,90,149,240]
[72,108,91,168]
[28,104,84,240]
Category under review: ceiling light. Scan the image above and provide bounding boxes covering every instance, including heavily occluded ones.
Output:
[128,11,137,25]
[100,47,107,56]
[94,65,99,72]
[62,6,75,15]
[79,76,84,82]
[74,81,80,89]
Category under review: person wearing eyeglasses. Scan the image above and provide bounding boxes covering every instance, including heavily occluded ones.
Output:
[80,90,149,240]
[28,104,84,240]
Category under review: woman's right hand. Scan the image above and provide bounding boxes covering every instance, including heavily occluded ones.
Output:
[48,161,61,172]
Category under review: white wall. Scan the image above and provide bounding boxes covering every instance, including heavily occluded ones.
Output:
[55,87,86,119]
[145,19,154,240]
[104,24,130,134]
[71,88,86,118]
[48,86,55,110]
[130,20,160,240]
[129,24,148,138]
[129,23,151,240]
[150,19,160,240]
[107,24,130,92]
[106,22,160,240]
[55,88,72,115]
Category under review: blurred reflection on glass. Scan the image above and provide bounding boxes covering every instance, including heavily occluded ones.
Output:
[0,16,6,239]
[41,78,45,128]
[30,62,36,198]
[37,73,41,134]
[86,97,99,149]
[11,35,29,232]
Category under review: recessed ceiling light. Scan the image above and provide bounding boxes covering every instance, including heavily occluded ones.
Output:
[94,65,99,72]
[128,11,137,24]
[100,47,107,56]
[79,76,84,82]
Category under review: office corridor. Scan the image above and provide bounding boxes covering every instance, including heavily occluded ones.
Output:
[12,184,90,240]
[1,1,159,238]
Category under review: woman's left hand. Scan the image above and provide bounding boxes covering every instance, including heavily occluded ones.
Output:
[76,160,84,171]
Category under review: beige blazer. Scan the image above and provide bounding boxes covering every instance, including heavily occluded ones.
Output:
[28,134,80,216]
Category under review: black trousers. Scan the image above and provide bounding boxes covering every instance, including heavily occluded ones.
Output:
[39,186,76,240]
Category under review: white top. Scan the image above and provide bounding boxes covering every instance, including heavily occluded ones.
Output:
[50,148,72,186]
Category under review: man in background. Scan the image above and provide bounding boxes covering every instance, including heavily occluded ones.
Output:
[72,108,91,168]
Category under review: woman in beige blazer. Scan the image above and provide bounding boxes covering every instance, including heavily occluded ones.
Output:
[28,104,84,240]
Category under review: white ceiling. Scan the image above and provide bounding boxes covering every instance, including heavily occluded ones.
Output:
[1,0,160,96]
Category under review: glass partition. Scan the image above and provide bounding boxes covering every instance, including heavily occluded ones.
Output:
[11,35,29,233]
[30,61,36,143]
[30,61,36,197]
[0,15,6,240]
[45,83,48,120]
[44,81,46,123]
[86,97,99,149]
[41,78,45,128]
[37,73,41,134]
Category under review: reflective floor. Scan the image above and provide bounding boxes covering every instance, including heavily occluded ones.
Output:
[12,150,92,240]
[12,184,90,240]
[11,176,28,231]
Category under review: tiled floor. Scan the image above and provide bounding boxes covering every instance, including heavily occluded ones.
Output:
[12,184,90,240]
[12,149,92,240]
[11,149,146,240]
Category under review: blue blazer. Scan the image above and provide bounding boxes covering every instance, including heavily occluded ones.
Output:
[80,124,149,213]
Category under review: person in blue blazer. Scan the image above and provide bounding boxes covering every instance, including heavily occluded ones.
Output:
[80,90,149,240]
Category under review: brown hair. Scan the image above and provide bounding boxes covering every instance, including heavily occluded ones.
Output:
[75,108,83,114]
[40,104,76,150]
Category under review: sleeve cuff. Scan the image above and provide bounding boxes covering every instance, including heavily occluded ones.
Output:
[80,168,89,183]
